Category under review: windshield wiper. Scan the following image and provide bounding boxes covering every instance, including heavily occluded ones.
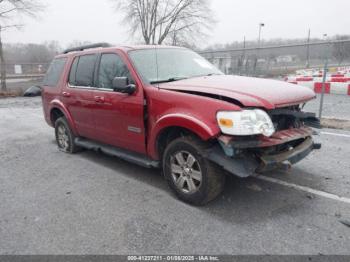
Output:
[150,77,188,84]
[188,73,223,79]
[203,73,222,76]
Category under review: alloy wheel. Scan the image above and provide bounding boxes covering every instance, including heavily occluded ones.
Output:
[57,124,69,150]
[170,151,202,194]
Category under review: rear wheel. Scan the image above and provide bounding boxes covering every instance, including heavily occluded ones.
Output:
[55,117,80,153]
[163,136,225,205]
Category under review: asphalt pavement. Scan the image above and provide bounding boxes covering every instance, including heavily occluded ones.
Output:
[304,94,350,120]
[0,97,349,255]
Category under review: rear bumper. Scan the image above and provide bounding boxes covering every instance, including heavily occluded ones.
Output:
[206,127,321,178]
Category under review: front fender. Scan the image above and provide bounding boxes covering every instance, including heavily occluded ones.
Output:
[49,99,78,135]
[148,113,220,159]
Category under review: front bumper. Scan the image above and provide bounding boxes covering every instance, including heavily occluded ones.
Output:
[256,137,320,173]
[206,127,321,178]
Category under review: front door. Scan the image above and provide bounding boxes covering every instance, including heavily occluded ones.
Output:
[91,52,146,154]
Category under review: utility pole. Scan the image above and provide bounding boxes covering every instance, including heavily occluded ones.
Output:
[243,36,246,58]
[0,26,7,92]
[254,23,265,76]
[319,34,330,119]
[239,36,246,75]
[306,29,311,68]
[258,23,265,48]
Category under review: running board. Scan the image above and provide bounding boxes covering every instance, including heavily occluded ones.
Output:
[74,138,160,168]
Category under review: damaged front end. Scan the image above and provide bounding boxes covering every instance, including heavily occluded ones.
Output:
[207,107,322,178]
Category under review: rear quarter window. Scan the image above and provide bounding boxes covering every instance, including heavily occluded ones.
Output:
[68,57,79,85]
[70,54,97,87]
[43,58,67,87]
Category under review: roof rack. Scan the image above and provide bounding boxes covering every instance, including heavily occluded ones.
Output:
[63,42,112,54]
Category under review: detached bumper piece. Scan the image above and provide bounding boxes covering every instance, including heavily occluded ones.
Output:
[256,137,318,173]
[207,127,321,178]
[206,145,259,178]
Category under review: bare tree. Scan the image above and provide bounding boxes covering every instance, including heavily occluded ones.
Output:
[332,35,350,65]
[112,0,215,46]
[0,0,44,91]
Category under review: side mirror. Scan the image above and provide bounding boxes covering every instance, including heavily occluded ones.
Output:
[112,77,136,95]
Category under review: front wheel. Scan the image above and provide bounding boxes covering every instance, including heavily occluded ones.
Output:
[162,136,226,205]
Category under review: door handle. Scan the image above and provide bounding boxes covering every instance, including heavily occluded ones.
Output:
[62,92,71,97]
[94,96,105,103]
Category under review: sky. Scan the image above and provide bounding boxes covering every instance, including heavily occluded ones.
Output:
[3,0,350,47]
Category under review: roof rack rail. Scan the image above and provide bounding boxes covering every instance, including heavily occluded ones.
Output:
[63,42,112,54]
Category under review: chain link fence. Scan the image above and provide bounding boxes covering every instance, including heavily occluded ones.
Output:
[4,40,350,79]
[2,63,50,78]
[199,39,350,78]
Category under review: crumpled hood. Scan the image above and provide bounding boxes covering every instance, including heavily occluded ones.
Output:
[158,75,316,109]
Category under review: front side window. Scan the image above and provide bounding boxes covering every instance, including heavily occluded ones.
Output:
[69,54,97,87]
[43,58,67,87]
[97,53,133,89]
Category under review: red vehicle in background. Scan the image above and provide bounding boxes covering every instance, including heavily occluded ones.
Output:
[42,43,321,205]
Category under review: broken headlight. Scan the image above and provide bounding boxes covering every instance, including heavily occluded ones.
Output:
[217,109,275,137]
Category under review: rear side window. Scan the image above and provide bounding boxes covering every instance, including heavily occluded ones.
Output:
[69,54,97,87]
[43,58,67,87]
[68,57,79,85]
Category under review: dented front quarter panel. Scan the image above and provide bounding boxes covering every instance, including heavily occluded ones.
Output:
[145,86,242,159]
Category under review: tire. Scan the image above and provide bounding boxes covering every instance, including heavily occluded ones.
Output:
[54,117,80,154]
[162,136,226,205]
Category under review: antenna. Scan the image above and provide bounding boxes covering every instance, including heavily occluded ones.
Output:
[154,45,160,89]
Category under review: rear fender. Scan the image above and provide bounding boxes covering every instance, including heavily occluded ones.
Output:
[49,99,78,135]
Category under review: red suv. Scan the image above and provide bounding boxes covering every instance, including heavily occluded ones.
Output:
[42,43,321,205]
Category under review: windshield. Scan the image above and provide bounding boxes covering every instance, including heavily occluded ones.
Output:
[128,48,222,84]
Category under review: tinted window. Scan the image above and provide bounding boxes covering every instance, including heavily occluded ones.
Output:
[75,55,97,87]
[68,57,79,85]
[98,54,133,89]
[43,58,67,86]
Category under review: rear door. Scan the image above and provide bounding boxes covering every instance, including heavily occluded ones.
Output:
[61,54,97,139]
[42,57,67,124]
[91,51,146,154]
